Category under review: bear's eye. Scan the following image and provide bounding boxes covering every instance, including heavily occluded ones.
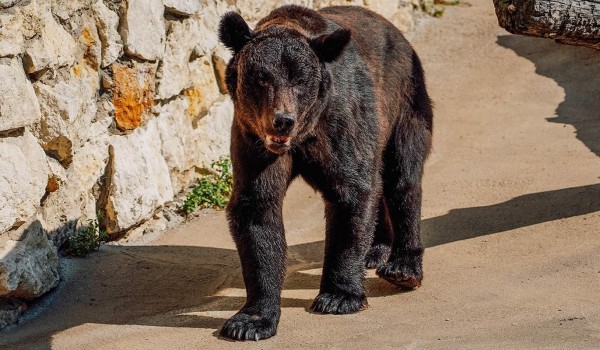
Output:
[257,77,271,87]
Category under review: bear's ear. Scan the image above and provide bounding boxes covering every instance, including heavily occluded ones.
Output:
[309,28,351,63]
[219,12,253,53]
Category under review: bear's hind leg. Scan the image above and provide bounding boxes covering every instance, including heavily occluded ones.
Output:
[376,51,433,289]
[365,196,393,269]
[376,116,432,289]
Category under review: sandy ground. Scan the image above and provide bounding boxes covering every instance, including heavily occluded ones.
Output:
[3,0,600,348]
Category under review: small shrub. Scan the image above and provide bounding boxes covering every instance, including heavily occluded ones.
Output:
[183,156,233,214]
[64,215,108,257]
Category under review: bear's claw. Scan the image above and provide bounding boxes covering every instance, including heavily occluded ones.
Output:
[311,292,368,314]
[376,261,423,289]
[220,310,278,341]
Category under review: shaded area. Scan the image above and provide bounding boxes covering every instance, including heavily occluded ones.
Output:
[2,183,600,349]
[0,240,398,349]
[497,35,600,157]
[422,183,600,246]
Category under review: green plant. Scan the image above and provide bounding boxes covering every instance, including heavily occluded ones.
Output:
[422,2,446,17]
[183,156,233,214]
[434,0,460,6]
[64,214,109,257]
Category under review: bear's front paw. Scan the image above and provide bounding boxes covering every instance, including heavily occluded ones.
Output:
[311,292,368,314]
[220,308,279,341]
[365,243,391,269]
[376,260,423,289]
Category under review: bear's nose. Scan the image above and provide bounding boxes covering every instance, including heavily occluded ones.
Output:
[273,113,295,134]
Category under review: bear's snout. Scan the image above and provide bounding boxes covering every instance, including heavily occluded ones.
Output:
[272,113,296,135]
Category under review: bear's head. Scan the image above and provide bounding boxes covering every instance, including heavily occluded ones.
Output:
[219,12,351,154]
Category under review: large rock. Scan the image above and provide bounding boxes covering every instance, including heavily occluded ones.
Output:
[0,58,42,132]
[0,131,48,234]
[157,8,233,100]
[34,81,84,139]
[41,139,109,240]
[236,0,313,22]
[103,119,173,234]
[51,0,97,21]
[0,0,24,9]
[156,18,200,99]
[111,62,156,130]
[33,62,100,150]
[0,217,59,299]
[0,9,24,57]
[92,1,123,67]
[163,0,201,16]
[156,97,195,193]
[192,0,234,56]
[0,299,27,330]
[193,97,234,170]
[211,45,231,94]
[187,54,221,117]
[157,95,232,194]
[120,0,166,61]
[71,12,103,71]
[22,2,77,73]
[39,98,112,241]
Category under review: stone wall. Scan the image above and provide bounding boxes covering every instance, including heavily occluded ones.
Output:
[0,0,424,326]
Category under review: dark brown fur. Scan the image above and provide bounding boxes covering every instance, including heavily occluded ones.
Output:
[218,5,433,341]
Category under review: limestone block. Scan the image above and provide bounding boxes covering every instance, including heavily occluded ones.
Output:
[120,0,166,61]
[0,131,48,234]
[193,98,234,169]
[92,1,123,67]
[156,97,193,193]
[23,4,77,73]
[192,0,235,56]
[157,96,232,194]
[156,18,200,99]
[112,62,156,130]
[187,55,221,117]
[163,0,201,16]
[51,0,97,21]
[43,135,73,167]
[0,0,24,9]
[236,0,313,22]
[33,64,99,150]
[42,140,109,239]
[104,119,173,234]
[76,16,103,71]
[0,58,42,132]
[0,217,59,299]
[0,9,24,57]
[157,19,227,100]
[211,45,231,95]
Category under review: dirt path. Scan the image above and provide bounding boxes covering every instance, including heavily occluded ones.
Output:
[3,0,600,348]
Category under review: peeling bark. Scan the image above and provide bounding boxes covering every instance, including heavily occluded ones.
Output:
[494,0,600,50]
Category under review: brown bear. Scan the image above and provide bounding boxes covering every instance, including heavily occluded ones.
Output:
[218,5,433,341]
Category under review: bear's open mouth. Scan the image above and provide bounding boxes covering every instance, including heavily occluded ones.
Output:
[268,135,290,144]
[265,135,291,154]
